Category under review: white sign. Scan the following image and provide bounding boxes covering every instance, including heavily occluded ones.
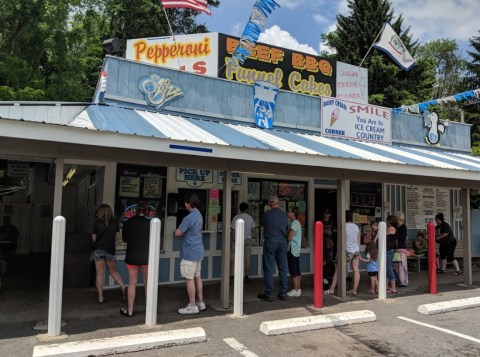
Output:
[406,186,452,229]
[217,171,242,185]
[176,167,213,187]
[7,161,30,177]
[321,97,392,144]
[336,62,368,104]
[119,176,140,198]
[126,33,219,77]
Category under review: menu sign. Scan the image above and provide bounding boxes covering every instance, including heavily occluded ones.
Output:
[406,186,451,229]
[119,176,141,198]
[143,176,162,198]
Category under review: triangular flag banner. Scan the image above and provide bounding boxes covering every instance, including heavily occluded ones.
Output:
[373,23,415,71]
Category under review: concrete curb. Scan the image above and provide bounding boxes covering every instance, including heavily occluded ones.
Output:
[32,327,206,357]
[418,296,480,315]
[259,310,376,336]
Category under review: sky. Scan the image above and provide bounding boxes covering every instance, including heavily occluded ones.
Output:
[197,0,480,59]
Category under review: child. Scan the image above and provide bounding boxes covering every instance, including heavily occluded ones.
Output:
[360,241,378,295]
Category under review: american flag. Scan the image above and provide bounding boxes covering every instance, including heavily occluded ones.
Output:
[161,0,211,15]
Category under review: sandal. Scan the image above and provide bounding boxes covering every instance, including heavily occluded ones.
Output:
[451,270,462,275]
[436,269,446,274]
[120,307,133,317]
[366,289,376,295]
[387,289,398,294]
[98,298,106,304]
[323,290,334,295]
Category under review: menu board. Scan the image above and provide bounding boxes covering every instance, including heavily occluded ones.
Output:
[406,186,451,229]
[143,177,162,198]
[119,176,140,198]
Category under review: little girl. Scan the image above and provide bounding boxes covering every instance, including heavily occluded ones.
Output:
[360,241,378,295]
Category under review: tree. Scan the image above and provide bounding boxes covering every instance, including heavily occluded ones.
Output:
[322,0,435,108]
[464,31,480,155]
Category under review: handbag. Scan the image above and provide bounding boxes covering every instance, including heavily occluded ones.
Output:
[392,251,401,263]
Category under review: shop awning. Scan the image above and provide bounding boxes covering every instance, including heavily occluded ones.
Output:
[69,105,480,174]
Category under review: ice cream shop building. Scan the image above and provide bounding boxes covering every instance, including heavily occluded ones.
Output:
[0,32,479,297]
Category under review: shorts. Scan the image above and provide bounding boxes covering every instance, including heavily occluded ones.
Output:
[91,249,115,262]
[346,251,360,263]
[230,239,253,261]
[368,272,378,277]
[439,240,457,262]
[287,250,301,277]
[180,259,202,279]
[126,264,148,269]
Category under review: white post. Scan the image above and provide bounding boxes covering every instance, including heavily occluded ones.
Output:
[47,216,66,336]
[233,219,245,316]
[378,221,387,300]
[146,218,161,326]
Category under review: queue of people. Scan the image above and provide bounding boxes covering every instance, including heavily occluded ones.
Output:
[90,196,462,316]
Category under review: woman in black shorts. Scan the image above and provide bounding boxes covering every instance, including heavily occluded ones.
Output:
[435,213,461,275]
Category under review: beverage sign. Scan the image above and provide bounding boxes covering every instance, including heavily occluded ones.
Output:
[321,97,392,144]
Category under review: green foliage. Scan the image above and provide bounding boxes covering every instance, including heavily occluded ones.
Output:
[0,0,220,102]
[322,0,435,108]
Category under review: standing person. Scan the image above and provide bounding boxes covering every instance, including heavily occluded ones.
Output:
[394,211,409,287]
[360,241,379,295]
[386,215,398,294]
[325,211,361,296]
[322,209,336,261]
[0,215,19,256]
[120,202,151,317]
[176,193,206,314]
[258,195,289,302]
[286,206,302,297]
[91,204,126,304]
[230,202,256,284]
[435,213,462,275]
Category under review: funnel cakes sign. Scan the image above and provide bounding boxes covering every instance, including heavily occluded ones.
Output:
[321,97,392,144]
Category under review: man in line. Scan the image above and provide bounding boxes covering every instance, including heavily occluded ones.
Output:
[258,195,289,301]
[230,202,256,283]
[175,193,206,314]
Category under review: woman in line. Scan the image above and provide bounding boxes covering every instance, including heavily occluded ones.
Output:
[120,202,151,317]
[386,215,398,294]
[286,206,302,297]
[91,204,126,304]
[435,213,462,275]
[394,211,409,287]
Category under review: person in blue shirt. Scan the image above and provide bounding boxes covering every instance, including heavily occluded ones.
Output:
[286,206,302,297]
[258,195,289,302]
[175,193,206,314]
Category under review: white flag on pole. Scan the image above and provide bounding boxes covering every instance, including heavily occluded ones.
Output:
[374,23,415,71]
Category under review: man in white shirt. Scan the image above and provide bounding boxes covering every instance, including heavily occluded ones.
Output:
[230,202,256,283]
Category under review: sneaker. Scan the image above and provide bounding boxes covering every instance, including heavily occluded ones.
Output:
[277,293,287,301]
[257,293,274,302]
[196,301,206,311]
[178,303,199,315]
[286,289,301,297]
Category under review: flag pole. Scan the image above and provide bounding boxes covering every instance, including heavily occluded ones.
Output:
[162,6,182,70]
[359,22,386,68]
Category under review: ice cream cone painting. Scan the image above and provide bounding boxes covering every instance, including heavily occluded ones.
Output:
[330,107,340,127]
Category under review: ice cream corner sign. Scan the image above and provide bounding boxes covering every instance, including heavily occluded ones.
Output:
[321,97,392,144]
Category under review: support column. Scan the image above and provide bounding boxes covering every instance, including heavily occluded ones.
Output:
[462,188,472,285]
[102,162,117,208]
[336,179,347,297]
[220,170,232,308]
[53,158,64,217]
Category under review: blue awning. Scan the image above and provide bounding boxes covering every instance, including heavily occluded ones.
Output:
[69,105,480,174]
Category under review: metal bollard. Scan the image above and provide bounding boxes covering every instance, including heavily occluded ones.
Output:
[145,218,161,326]
[427,222,437,294]
[233,219,245,316]
[314,221,323,308]
[378,221,387,300]
[47,216,66,336]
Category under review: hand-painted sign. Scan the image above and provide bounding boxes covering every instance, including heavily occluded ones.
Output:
[176,167,213,187]
[321,97,392,144]
[217,171,242,185]
[126,33,218,76]
[336,62,368,104]
[253,80,279,129]
[138,74,184,111]
[423,110,448,146]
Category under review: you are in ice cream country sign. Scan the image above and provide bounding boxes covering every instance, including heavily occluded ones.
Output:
[321,97,392,144]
